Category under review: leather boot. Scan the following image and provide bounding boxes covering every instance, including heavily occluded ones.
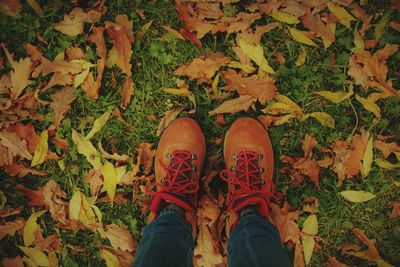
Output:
[221,117,275,231]
[146,117,206,231]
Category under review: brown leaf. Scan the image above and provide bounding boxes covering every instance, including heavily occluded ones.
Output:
[43,180,67,223]
[4,161,46,177]
[236,22,279,45]
[174,54,231,84]
[0,205,23,218]
[374,139,400,158]
[343,132,368,177]
[99,244,134,267]
[390,201,400,219]
[208,95,257,116]
[179,28,203,48]
[156,107,184,137]
[54,8,87,36]
[0,218,24,240]
[66,46,85,60]
[0,130,32,160]
[49,86,76,130]
[115,14,135,43]
[103,224,137,252]
[294,239,305,267]
[50,136,69,150]
[24,44,43,62]
[301,11,335,48]
[98,142,129,162]
[162,25,185,40]
[302,196,320,214]
[269,202,300,244]
[222,70,277,105]
[137,142,156,175]
[32,57,82,77]
[194,195,225,267]
[82,26,106,100]
[15,184,45,206]
[327,256,353,267]
[1,256,24,267]
[0,0,21,17]
[14,122,39,154]
[389,21,400,32]
[42,72,73,92]
[275,52,286,64]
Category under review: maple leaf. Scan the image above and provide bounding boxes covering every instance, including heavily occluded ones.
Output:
[222,70,277,104]
[32,57,82,77]
[2,45,33,99]
[0,130,32,160]
[54,8,88,36]
[102,223,137,252]
[14,122,39,153]
[49,86,76,130]
[174,53,231,84]
[194,195,225,267]
[0,219,25,240]
[269,202,300,244]
[208,95,257,116]
[82,26,106,100]
[24,43,43,62]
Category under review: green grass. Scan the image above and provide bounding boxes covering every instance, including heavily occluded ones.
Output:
[0,0,400,266]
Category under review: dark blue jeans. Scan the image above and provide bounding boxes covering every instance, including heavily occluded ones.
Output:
[132,209,291,267]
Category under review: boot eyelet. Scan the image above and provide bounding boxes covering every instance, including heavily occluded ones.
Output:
[232,154,237,160]
[258,154,263,160]
[166,153,174,159]
[261,179,265,185]
[192,166,197,172]
[230,178,234,182]
[191,154,197,160]
[160,178,165,184]
[259,167,264,173]
[230,166,236,172]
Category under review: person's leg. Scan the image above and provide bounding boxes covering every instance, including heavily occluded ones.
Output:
[227,208,290,267]
[132,207,194,267]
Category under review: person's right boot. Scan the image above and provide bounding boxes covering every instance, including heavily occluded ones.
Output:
[221,117,275,232]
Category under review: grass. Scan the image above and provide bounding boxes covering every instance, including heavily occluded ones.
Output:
[0,0,400,266]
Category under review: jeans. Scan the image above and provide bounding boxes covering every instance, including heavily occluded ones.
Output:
[132,208,291,267]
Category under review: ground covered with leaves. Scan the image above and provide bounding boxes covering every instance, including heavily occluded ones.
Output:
[0,0,399,266]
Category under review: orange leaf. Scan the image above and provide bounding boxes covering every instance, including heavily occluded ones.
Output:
[390,201,400,219]
[15,184,45,206]
[269,202,300,244]
[208,95,257,116]
[0,219,24,240]
[156,107,184,137]
[102,224,137,252]
[49,86,76,130]
[374,140,400,158]
[0,130,32,160]
[24,43,43,62]
[4,161,46,177]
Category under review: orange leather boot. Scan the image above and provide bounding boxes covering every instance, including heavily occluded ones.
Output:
[146,117,206,230]
[221,117,275,231]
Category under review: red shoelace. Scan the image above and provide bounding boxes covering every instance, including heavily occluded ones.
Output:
[146,150,199,196]
[220,150,274,210]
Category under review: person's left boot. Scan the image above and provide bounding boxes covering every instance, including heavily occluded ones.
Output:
[146,117,206,230]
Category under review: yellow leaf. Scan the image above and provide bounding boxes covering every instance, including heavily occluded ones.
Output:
[302,214,318,235]
[227,61,256,73]
[48,251,58,267]
[211,73,220,94]
[339,190,376,203]
[73,68,90,88]
[23,210,46,246]
[86,108,113,140]
[102,161,117,204]
[324,22,336,48]
[271,11,299,24]
[208,95,257,115]
[302,236,315,265]
[395,152,400,161]
[54,8,86,37]
[274,114,297,125]
[79,192,98,227]
[238,39,275,74]
[374,15,389,42]
[353,28,364,53]
[327,2,356,29]
[355,94,381,119]
[262,102,295,115]
[69,189,82,221]
[375,159,400,169]
[275,94,303,114]
[289,28,317,47]
[72,130,102,170]
[27,0,43,16]
[100,249,121,267]
[106,47,119,68]
[295,45,307,67]
[361,135,374,177]
[315,85,354,103]
[163,87,196,107]
[140,20,153,35]
[31,130,48,167]
[19,246,50,266]
[303,112,335,128]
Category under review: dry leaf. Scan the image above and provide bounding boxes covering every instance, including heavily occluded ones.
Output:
[361,135,373,177]
[162,25,185,40]
[49,87,76,130]
[0,0,21,17]
[301,11,335,48]
[31,130,48,167]
[327,2,356,29]
[355,94,381,119]
[72,130,102,170]
[55,8,88,36]
[156,107,184,137]
[102,223,137,252]
[19,246,49,266]
[237,38,275,74]
[23,210,46,246]
[303,112,335,128]
[208,95,257,116]
[271,11,299,24]
[339,190,376,203]
[269,202,300,244]
[390,202,400,219]
[101,249,121,267]
[24,43,43,62]
[0,130,32,160]
[374,140,400,158]
[86,108,113,140]
[102,161,118,204]
[1,256,24,267]
[289,28,318,47]
[315,85,354,103]
[0,219,24,240]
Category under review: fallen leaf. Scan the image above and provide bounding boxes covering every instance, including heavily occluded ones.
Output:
[54,8,87,36]
[31,130,48,167]
[24,43,43,62]
[102,161,118,204]
[315,85,354,103]
[373,140,400,158]
[353,28,364,53]
[102,223,137,252]
[100,249,121,267]
[137,142,155,175]
[19,246,49,266]
[355,94,381,119]
[15,184,45,206]
[327,256,352,267]
[327,2,356,29]
[162,25,185,40]
[72,129,102,170]
[164,87,196,107]
[271,11,299,24]
[23,210,46,246]
[115,14,134,43]
[374,159,400,169]
[302,112,335,128]
[49,87,76,130]
[361,135,373,177]
[390,202,400,219]
[156,107,184,137]
[289,28,318,47]
[86,108,113,140]
[0,130,32,160]
[301,11,335,48]
[27,0,43,16]
[0,219,24,240]
[3,45,33,99]
[174,54,231,84]
[295,45,307,66]
[208,95,257,116]
[302,236,315,265]
[1,256,24,267]
[269,202,300,244]
[0,0,21,17]
[237,38,275,74]
[339,190,376,203]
